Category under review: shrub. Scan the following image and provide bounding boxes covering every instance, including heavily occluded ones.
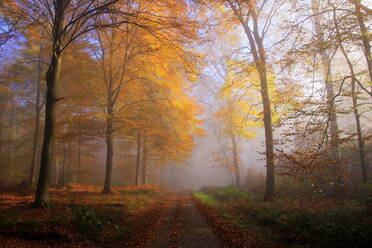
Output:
[275,176,315,199]
[354,181,372,206]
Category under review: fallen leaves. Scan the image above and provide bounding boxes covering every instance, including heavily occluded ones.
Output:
[0,185,170,248]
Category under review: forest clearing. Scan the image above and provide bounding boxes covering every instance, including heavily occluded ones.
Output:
[0,0,372,247]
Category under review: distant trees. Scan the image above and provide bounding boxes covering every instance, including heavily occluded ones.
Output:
[276,0,371,188]
[26,29,47,187]
[213,59,262,187]
[90,0,201,193]
[199,0,371,195]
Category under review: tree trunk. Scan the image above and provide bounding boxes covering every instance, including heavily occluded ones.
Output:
[352,81,367,182]
[331,3,368,181]
[7,99,14,182]
[0,117,2,155]
[33,0,64,207]
[68,140,72,184]
[101,26,118,193]
[77,128,81,182]
[251,21,275,201]
[142,136,148,185]
[259,67,275,201]
[231,136,241,187]
[353,1,372,84]
[102,104,114,193]
[160,167,164,185]
[29,37,44,187]
[122,138,129,186]
[33,47,62,207]
[61,141,66,187]
[311,0,340,161]
[228,2,276,200]
[135,131,141,186]
[52,156,56,187]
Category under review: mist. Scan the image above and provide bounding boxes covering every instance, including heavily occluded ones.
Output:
[0,0,371,247]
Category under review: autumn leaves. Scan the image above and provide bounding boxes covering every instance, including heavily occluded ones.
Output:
[1,0,203,206]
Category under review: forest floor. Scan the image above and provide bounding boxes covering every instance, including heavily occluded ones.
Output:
[151,191,222,248]
[0,184,371,248]
[0,185,225,248]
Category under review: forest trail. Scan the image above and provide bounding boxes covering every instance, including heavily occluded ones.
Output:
[151,191,223,248]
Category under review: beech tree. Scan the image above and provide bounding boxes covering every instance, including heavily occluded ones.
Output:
[224,0,279,200]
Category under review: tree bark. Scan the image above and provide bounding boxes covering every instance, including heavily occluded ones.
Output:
[102,103,114,193]
[160,167,164,185]
[68,140,72,184]
[231,136,241,187]
[33,45,62,207]
[77,127,81,182]
[135,131,141,186]
[61,141,66,187]
[142,136,148,185]
[7,99,14,182]
[258,64,275,201]
[33,0,64,207]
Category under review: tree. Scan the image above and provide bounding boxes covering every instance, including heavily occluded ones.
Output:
[215,60,262,187]
[93,15,135,193]
[329,0,368,181]
[90,0,200,192]
[225,0,278,200]
[311,0,340,163]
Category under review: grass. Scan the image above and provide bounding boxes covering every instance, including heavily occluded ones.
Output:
[206,186,258,202]
[193,192,218,205]
[195,186,259,204]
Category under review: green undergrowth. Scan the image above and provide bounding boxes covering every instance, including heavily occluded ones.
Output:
[70,205,131,242]
[194,186,372,248]
[236,202,372,248]
[198,186,259,202]
[193,192,218,205]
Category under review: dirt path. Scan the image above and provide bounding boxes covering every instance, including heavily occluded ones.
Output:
[151,192,223,248]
